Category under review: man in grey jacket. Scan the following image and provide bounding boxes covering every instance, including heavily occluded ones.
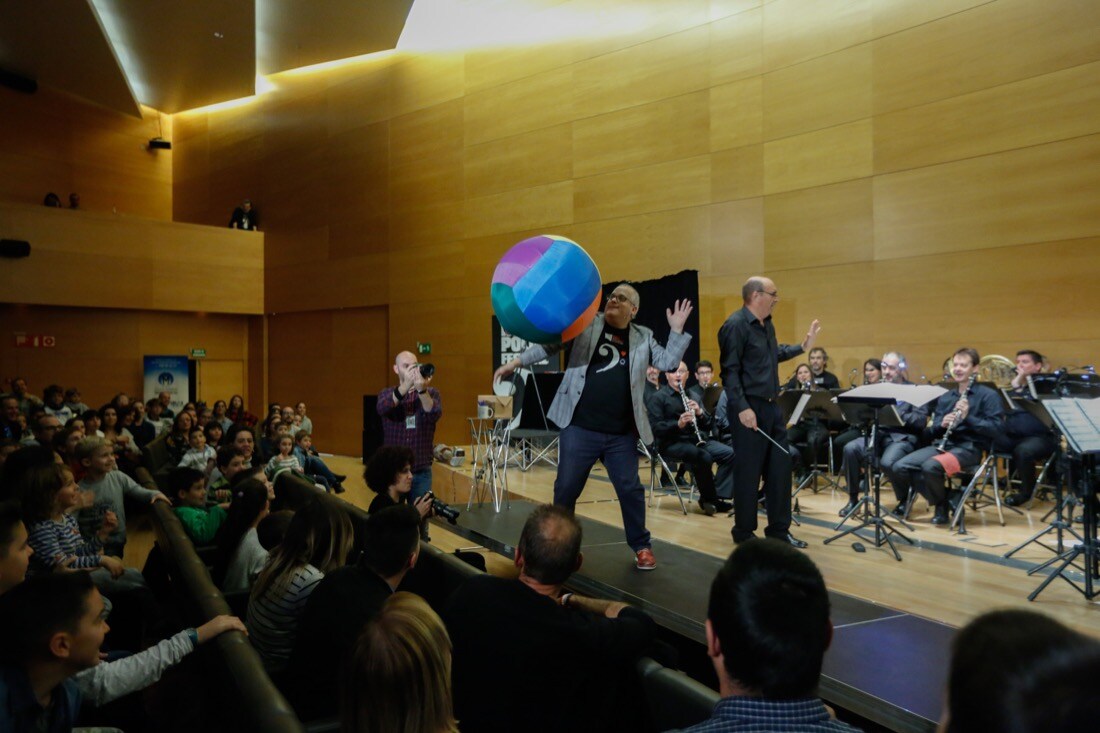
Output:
[495,283,693,570]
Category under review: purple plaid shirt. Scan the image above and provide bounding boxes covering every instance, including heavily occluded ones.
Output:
[376,386,442,471]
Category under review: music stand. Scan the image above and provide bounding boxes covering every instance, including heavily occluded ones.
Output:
[1003,398,1082,563]
[1028,397,1100,601]
[784,390,844,498]
[823,394,913,561]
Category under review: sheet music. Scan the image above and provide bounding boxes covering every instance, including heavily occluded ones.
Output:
[1046,399,1100,454]
[843,383,947,407]
[787,393,811,427]
[1001,389,1018,410]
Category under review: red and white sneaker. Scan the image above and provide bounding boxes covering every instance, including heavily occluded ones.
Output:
[635,548,657,571]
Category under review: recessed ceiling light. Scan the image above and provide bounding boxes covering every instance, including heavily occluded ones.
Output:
[214,31,224,39]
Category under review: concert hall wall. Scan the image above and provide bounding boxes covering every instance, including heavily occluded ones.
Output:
[157,0,1099,446]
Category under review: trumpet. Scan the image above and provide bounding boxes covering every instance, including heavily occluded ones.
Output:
[936,373,976,452]
[678,378,707,447]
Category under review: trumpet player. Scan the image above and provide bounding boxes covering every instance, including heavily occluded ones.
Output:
[886,348,1004,525]
[647,361,733,516]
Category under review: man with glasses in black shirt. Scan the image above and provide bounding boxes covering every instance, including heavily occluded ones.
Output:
[495,283,693,571]
[719,276,820,548]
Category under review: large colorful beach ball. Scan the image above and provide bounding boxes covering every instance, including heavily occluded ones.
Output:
[491,235,602,345]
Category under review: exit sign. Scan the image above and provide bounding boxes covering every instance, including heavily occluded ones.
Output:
[417,342,431,355]
[190,348,207,359]
[14,333,55,348]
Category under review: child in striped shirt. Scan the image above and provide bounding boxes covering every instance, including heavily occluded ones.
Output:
[264,435,303,481]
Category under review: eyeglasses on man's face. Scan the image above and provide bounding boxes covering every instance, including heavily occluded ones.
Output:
[607,293,634,305]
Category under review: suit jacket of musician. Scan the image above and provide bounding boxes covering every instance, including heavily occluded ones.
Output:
[519,313,691,445]
[882,382,931,446]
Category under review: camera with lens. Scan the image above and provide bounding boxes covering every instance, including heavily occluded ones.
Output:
[425,492,459,525]
[419,363,435,379]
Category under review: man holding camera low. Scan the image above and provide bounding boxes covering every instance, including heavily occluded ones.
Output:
[377,351,442,538]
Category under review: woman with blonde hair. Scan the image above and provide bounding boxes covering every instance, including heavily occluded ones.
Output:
[343,592,458,733]
[246,497,353,674]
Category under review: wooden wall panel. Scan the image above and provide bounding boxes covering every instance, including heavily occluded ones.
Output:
[0,305,252,412]
[0,202,263,314]
[0,87,171,218]
[166,0,1100,449]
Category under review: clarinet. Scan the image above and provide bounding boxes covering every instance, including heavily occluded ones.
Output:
[936,374,977,452]
[679,380,708,447]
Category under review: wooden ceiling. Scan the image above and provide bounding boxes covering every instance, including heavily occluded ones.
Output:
[0,0,414,116]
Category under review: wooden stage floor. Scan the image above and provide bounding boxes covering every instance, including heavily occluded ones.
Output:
[427,452,1100,640]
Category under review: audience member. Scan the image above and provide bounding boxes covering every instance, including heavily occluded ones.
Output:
[258,417,284,463]
[279,406,299,436]
[178,426,217,476]
[165,412,195,465]
[20,464,135,591]
[99,405,140,463]
[228,198,259,231]
[246,498,353,675]
[63,388,90,417]
[170,467,228,546]
[80,409,104,438]
[76,437,169,557]
[674,538,860,733]
[444,504,656,732]
[0,440,19,473]
[295,402,313,435]
[127,400,156,449]
[365,445,432,519]
[257,510,294,551]
[1,396,21,441]
[0,573,103,731]
[287,504,421,720]
[0,501,32,595]
[157,391,175,419]
[226,395,257,427]
[4,378,42,420]
[212,478,272,592]
[292,432,345,493]
[208,446,246,501]
[211,400,232,432]
[942,609,1100,733]
[144,398,170,436]
[343,592,458,733]
[203,420,224,450]
[264,434,302,481]
[42,192,63,207]
[0,445,55,498]
[68,193,79,210]
[41,385,73,424]
[22,413,62,450]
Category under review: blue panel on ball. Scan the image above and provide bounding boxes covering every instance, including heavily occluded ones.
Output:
[513,240,600,333]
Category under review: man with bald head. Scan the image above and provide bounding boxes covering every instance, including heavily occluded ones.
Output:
[719,276,820,548]
[377,350,442,529]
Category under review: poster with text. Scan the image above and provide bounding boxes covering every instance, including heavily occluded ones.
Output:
[143,356,189,414]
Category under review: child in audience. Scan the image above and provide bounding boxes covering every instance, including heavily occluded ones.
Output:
[64,416,85,433]
[21,463,126,581]
[0,440,19,471]
[246,498,353,674]
[208,445,247,502]
[80,409,104,438]
[42,385,74,424]
[265,434,302,481]
[0,500,33,595]
[64,387,90,416]
[76,437,169,557]
[212,478,272,592]
[344,592,459,733]
[179,426,217,477]
[145,398,170,436]
[257,510,294,551]
[293,432,345,493]
[170,467,228,546]
[204,420,224,450]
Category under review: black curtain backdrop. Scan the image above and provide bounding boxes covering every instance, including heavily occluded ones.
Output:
[597,269,701,378]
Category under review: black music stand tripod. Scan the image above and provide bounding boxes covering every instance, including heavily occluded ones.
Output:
[1028,399,1100,601]
[824,395,913,561]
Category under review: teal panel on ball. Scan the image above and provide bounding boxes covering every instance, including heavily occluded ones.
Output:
[491,282,561,344]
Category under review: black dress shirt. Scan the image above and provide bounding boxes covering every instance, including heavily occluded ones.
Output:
[718,306,803,414]
[931,384,1004,450]
[647,388,713,450]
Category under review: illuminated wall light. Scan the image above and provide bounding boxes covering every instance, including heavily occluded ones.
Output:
[88,0,147,104]
[271,49,396,79]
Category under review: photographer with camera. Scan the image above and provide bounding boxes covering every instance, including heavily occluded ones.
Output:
[377,351,443,539]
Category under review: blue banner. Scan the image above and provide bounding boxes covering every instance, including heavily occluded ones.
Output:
[143,355,189,414]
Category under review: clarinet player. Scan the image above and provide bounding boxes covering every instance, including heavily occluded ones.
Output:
[886,348,1004,524]
[646,361,734,516]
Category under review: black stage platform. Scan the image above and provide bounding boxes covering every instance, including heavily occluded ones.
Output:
[444,499,948,733]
